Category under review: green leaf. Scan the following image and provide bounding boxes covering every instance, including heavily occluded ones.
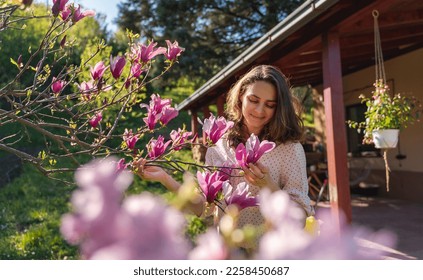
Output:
[38,150,47,160]
[10,57,20,69]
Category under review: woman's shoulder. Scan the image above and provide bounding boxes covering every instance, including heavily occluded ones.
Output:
[205,137,232,157]
[273,140,303,152]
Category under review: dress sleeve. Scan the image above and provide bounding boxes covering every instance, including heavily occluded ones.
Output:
[280,143,315,216]
[205,146,216,166]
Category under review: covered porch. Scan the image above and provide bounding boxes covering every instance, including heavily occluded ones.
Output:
[176,0,423,224]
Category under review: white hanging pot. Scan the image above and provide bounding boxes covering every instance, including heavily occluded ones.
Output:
[372,129,400,149]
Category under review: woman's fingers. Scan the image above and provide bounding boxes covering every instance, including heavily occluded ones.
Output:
[256,161,269,174]
[241,162,274,188]
[248,163,265,179]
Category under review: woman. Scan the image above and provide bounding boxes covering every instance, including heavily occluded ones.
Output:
[137,64,314,235]
[206,65,314,233]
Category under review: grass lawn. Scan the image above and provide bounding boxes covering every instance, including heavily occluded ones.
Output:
[0,149,206,259]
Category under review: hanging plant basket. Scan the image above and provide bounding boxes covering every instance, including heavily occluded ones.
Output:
[372,129,399,149]
[347,10,422,193]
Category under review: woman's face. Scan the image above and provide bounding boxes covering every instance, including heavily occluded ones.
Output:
[241,80,277,135]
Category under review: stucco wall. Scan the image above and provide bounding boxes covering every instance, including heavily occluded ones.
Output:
[313,48,423,173]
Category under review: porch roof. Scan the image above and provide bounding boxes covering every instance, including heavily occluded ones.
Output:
[177,0,423,112]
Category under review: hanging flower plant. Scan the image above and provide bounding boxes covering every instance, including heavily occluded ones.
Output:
[347,79,421,146]
[347,79,421,191]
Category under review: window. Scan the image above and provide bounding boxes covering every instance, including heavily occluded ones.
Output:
[345,103,379,156]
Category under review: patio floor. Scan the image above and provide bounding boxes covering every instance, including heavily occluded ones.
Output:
[314,194,423,260]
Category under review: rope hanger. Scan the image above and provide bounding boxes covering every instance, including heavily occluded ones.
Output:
[373,10,392,192]
[373,10,386,83]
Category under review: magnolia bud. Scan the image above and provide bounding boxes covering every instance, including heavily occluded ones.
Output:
[21,0,33,7]
[17,54,23,68]
[60,35,67,48]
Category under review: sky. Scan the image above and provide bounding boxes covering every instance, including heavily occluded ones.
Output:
[35,0,122,33]
[74,0,121,33]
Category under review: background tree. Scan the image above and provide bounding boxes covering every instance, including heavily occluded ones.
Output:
[116,0,306,87]
[0,2,106,87]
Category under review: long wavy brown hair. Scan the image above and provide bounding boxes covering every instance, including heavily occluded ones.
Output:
[225,65,304,147]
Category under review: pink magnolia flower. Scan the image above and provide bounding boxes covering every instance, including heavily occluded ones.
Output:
[189,229,228,260]
[91,193,191,260]
[78,81,95,100]
[134,41,166,64]
[203,114,234,144]
[222,181,258,210]
[159,106,178,126]
[143,110,161,131]
[52,0,69,17]
[60,157,133,258]
[170,128,193,151]
[196,171,225,204]
[123,129,139,150]
[141,94,177,130]
[72,5,95,23]
[110,55,126,79]
[148,93,171,112]
[62,158,190,260]
[89,112,102,128]
[165,40,184,61]
[259,189,305,229]
[147,135,172,159]
[258,203,396,259]
[116,158,128,172]
[235,133,276,168]
[60,4,72,21]
[51,77,65,94]
[130,62,144,78]
[90,61,107,81]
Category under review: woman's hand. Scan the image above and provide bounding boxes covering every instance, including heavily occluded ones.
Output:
[134,158,203,216]
[242,162,279,191]
[135,158,167,183]
[134,158,181,193]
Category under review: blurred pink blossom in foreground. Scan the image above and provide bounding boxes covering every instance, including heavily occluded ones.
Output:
[61,157,191,259]
[61,158,396,260]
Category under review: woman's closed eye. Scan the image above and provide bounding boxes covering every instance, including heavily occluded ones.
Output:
[248,97,276,109]
[248,97,259,104]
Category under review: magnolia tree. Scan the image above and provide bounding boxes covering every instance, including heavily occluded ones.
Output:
[1,1,396,260]
[0,0,185,176]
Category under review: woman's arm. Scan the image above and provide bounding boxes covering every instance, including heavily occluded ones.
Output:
[135,159,204,216]
[137,162,181,192]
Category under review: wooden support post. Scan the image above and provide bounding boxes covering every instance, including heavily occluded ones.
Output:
[202,105,211,119]
[217,94,225,117]
[190,110,198,140]
[322,31,352,226]
[202,106,211,145]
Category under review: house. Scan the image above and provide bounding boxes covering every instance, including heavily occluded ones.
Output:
[176,0,423,223]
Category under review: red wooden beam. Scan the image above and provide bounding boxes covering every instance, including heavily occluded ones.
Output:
[190,110,198,139]
[322,31,352,226]
[216,94,225,117]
